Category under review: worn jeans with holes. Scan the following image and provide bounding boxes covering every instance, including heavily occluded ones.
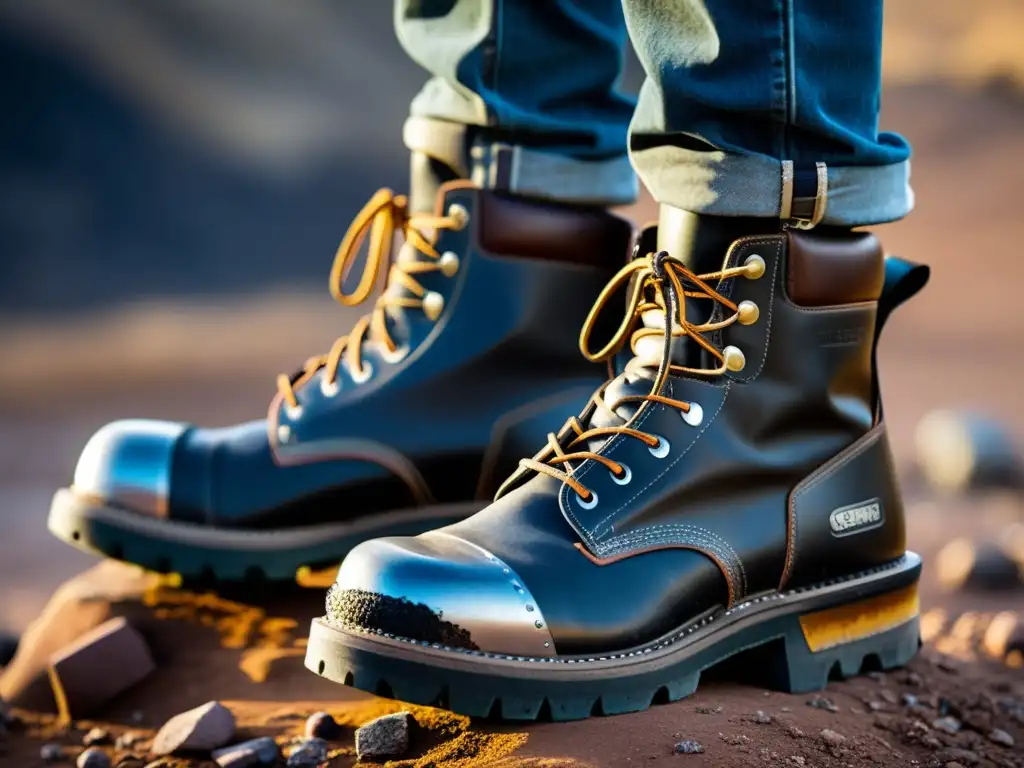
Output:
[396,0,912,226]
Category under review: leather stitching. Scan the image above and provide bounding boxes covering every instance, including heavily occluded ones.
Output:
[780,422,886,590]
[727,237,781,384]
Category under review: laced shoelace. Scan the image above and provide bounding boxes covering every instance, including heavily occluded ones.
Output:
[276,188,467,410]
[520,249,764,501]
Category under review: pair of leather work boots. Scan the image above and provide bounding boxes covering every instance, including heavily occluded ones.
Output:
[50,123,928,720]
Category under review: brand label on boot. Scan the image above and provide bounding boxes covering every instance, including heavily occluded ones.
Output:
[829,499,883,537]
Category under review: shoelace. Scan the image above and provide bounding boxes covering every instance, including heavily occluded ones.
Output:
[276,188,467,410]
[520,249,764,501]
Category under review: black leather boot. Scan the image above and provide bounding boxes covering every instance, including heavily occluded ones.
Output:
[47,126,634,582]
[306,205,930,720]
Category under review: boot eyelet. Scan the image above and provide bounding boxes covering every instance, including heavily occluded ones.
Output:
[439,251,460,277]
[447,203,470,231]
[743,254,766,279]
[320,377,340,397]
[576,490,599,509]
[724,345,746,372]
[610,464,632,485]
[277,424,291,443]
[648,435,670,458]
[737,300,759,325]
[284,404,303,421]
[423,291,445,321]
[681,402,703,427]
[381,345,409,364]
[350,361,374,384]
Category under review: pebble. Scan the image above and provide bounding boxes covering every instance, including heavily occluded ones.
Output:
[115,733,142,751]
[83,728,111,747]
[286,738,328,767]
[820,729,846,747]
[868,701,886,712]
[933,716,962,734]
[900,693,919,708]
[695,705,722,714]
[934,748,979,766]
[879,689,899,705]
[789,758,806,766]
[780,707,791,713]
[673,740,704,754]
[787,725,805,739]
[754,710,772,724]
[41,743,64,762]
[151,701,236,755]
[212,736,280,767]
[807,695,838,712]
[904,671,923,687]
[355,712,411,760]
[987,728,1014,747]
[78,747,112,768]
[304,711,342,740]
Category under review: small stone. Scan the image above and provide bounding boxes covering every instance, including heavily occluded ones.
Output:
[933,716,962,734]
[807,695,838,712]
[695,705,722,714]
[673,740,704,754]
[83,728,111,747]
[962,710,992,733]
[868,701,886,712]
[304,711,342,740]
[151,701,236,755]
[904,671,923,687]
[820,729,846,747]
[789,757,806,766]
[754,710,772,724]
[781,707,791,713]
[286,738,328,767]
[78,747,112,768]
[934,748,980,766]
[41,743,64,762]
[879,689,899,705]
[212,737,280,767]
[355,712,411,760]
[788,725,804,738]
[900,693,919,708]
[868,671,887,682]
[987,728,1014,748]
[115,732,142,750]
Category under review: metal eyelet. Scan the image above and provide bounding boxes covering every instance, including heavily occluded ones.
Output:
[284,404,303,421]
[276,424,291,443]
[350,361,374,384]
[681,402,703,427]
[380,345,409,364]
[743,254,766,279]
[447,203,470,231]
[422,291,445,321]
[320,377,340,397]
[439,251,460,277]
[737,300,759,325]
[723,345,746,372]
[576,490,599,509]
[610,464,632,485]
[647,435,670,458]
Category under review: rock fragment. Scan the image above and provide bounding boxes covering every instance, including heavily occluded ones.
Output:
[286,737,328,767]
[355,712,411,760]
[673,739,704,754]
[151,701,236,755]
[211,737,280,767]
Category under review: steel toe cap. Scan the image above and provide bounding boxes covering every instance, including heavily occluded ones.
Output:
[326,530,556,657]
[73,419,188,517]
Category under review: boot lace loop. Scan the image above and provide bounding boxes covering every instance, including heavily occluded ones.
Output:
[276,188,465,409]
[522,250,755,501]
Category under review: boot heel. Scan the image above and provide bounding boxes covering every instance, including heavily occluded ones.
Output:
[772,583,922,693]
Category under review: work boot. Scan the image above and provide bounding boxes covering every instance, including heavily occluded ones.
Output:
[306,205,930,720]
[47,119,634,582]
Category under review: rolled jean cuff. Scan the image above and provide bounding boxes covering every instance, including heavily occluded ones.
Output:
[404,116,638,207]
[631,146,914,227]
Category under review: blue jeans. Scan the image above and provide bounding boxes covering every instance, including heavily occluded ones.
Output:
[396,0,913,227]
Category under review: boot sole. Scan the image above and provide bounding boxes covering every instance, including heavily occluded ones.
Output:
[47,488,481,584]
[305,551,922,721]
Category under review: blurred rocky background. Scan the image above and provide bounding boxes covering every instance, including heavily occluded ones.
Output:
[1,0,1023,636]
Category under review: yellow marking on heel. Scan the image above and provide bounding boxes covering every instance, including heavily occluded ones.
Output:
[799,583,919,653]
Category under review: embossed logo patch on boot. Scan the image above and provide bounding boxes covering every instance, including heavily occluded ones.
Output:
[829,499,884,537]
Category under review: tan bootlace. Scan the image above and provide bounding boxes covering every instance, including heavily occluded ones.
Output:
[276,188,467,410]
[520,249,764,501]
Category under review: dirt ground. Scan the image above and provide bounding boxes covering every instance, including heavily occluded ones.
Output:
[1,81,1023,766]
